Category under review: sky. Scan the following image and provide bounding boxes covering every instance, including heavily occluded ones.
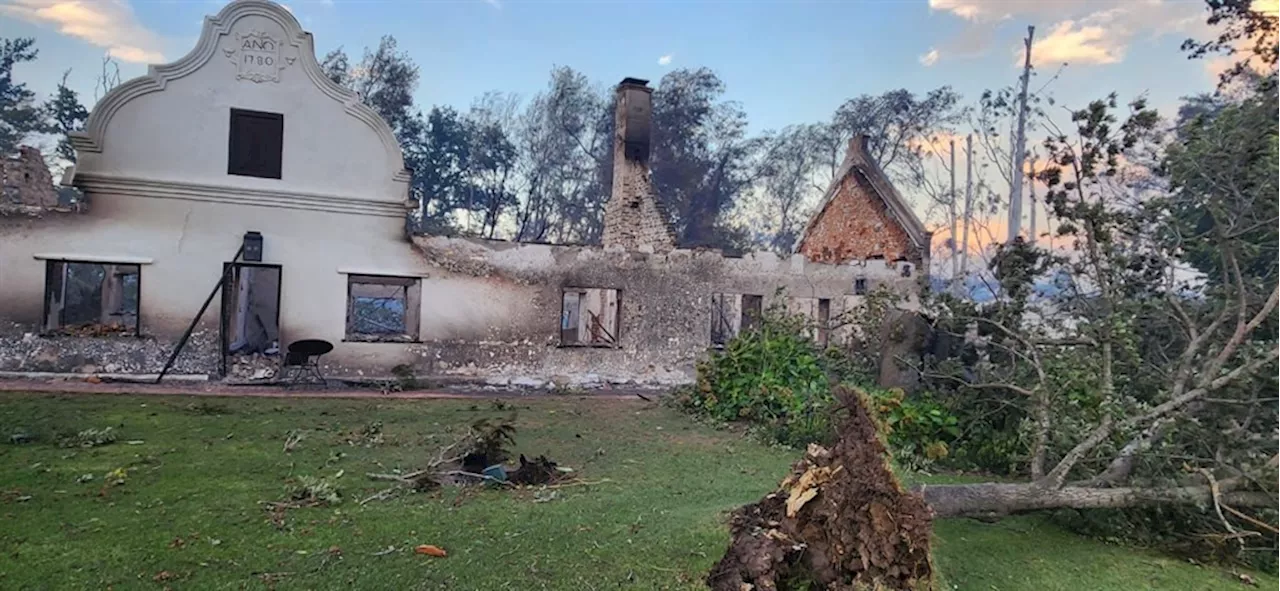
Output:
[2,0,1252,136]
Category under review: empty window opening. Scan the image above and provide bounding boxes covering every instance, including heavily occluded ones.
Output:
[816,298,831,347]
[345,274,421,342]
[901,263,913,278]
[740,294,764,332]
[854,278,868,295]
[709,293,742,348]
[561,288,620,347]
[228,108,284,179]
[222,264,282,380]
[43,261,140,336]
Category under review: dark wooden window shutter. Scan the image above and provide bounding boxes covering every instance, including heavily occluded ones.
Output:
[228,108,283,179]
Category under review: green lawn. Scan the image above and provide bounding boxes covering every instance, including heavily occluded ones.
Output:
[0,393,1269,590]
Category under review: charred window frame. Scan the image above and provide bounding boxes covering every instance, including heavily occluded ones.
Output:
[560,288,621,348]
[42,260,141,336]
[709,293,736,349]
[228,108,283,179]
[344,274,421,342]
[740,294,764,333]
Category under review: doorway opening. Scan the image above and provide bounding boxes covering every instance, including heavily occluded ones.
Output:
[220,263,282,380]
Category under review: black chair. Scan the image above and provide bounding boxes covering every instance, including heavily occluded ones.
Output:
[282,339,333,387]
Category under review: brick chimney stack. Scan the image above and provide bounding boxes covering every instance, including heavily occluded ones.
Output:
[601,77,676,253]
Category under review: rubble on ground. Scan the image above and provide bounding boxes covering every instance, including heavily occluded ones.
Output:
[226,352,279,381]
[0,322,218,376]
[707,385,936,591]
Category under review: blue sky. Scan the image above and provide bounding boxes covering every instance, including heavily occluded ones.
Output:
[2,0,1243,137]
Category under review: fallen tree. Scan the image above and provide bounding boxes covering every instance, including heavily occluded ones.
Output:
[921,482,1275,518]
[909,34,1279,554]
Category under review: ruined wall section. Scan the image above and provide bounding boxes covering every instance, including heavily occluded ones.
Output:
[2,147,58,209]
[405,236,908,387]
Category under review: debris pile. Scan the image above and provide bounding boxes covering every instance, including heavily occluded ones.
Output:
[707,386,936,591]
[227,352,279,381]
[0,322,218,375]
[362,416,569,503]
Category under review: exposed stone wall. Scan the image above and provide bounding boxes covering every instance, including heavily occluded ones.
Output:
[799,171,919,265]
[2,146,58,208]
[600,79,677,253]
[398,235,916,387]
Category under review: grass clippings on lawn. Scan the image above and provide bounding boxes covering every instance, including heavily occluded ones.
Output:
[0,392,1271,590]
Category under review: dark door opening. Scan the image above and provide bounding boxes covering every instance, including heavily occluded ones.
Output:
[220,263,282,380]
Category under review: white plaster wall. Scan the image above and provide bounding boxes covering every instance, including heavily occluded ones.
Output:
[0,194,430,371]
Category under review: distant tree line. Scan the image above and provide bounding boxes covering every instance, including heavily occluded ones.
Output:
[317,38,966,251]
[3,34,967,254]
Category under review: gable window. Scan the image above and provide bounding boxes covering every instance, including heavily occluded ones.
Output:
[560,288,620,347]
[44,261,140,335]
[345,274,421,342]
[228,108,283,179]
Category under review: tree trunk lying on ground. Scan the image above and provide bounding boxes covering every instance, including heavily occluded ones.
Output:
[708,385,1278,590]
[708,386,936,591]
[919,482,1275,518]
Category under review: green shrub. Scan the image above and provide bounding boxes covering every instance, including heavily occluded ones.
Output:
[870,387,960,470]
[673,302,960,459]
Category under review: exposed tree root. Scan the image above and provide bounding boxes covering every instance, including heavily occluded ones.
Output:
[708,386,936,591]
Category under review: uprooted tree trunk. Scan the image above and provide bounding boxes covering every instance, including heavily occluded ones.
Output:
[708,386,936,591]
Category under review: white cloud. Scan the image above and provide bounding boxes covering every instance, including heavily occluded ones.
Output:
[927,0,989,21]
[919,48,940,66]
[925,0,1207,68]
[658,54,673,66]
[1,0,166,63]
[1030,20,1122,66]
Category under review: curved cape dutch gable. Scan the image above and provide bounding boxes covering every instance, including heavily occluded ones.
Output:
[67,0,412,218]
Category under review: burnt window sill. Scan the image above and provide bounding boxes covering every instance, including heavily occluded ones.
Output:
[42,325,144,338]
[343,334,420,344]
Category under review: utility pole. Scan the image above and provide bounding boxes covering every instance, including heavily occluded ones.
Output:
[949,139,958,284]
[1007,25,1035,243]
[959,134,974,286]
[1027,155,1038,245]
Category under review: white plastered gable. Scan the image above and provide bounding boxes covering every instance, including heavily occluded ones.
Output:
[67,0,412,218]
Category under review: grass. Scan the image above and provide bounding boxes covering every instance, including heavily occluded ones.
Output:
[0,393,1271,590]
